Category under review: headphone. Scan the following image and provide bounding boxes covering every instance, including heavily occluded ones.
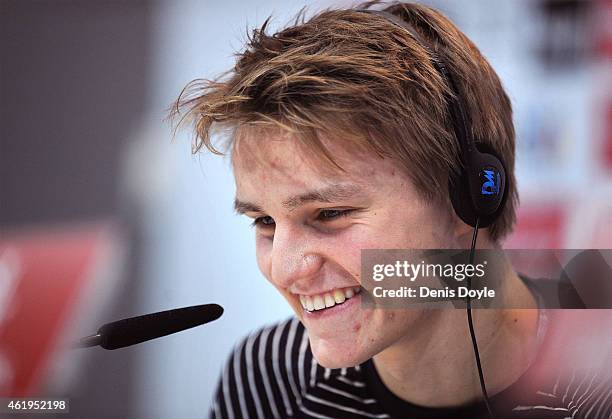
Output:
[358,9,508,229]
[358,9,508,418]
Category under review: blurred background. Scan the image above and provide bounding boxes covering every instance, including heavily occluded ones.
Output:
[1,0,611,418]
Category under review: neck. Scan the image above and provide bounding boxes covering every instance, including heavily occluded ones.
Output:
[372,259,540,408]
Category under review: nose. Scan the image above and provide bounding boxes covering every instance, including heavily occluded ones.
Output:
[268,223,324,290]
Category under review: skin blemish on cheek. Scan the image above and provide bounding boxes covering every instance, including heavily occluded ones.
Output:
[256,172,269,183]
[353,323,361,333]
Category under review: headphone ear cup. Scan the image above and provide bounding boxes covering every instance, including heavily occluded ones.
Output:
[470,151,507,216]
[450,169,479,227]
[450,151,508,229]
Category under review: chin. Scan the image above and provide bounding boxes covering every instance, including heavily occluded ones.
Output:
[308,335,374,368]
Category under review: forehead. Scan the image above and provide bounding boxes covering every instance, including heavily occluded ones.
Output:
[231,128,394,190]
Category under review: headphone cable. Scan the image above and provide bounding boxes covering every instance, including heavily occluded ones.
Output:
[466,217,495,418]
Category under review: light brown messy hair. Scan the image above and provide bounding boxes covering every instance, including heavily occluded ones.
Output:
[169,1,518,242]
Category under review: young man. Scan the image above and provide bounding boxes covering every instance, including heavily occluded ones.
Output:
[172,3,612,418]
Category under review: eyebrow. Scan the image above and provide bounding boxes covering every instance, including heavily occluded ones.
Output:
[233,183,363,214]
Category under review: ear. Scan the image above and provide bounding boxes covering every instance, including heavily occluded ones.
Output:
[453,215,493,249]
[453,216,473,246]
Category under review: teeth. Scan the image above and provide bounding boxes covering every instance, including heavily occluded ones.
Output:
[313,295,325,310]
[333,289,346,304]
[305,296,314,311]
[299,287,361,312]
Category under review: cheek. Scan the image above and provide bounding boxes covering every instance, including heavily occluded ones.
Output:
[329,228,391,284]
[255,235,273,279]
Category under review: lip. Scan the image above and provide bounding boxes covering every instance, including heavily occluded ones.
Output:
[293,285,359,297]
[301,292,361,320]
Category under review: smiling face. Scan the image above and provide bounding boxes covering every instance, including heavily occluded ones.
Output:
[232,129,461,368]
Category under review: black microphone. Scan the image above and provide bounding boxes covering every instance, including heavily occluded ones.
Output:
[77,303,224,350]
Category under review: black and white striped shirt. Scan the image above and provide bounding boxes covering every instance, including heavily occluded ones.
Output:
[210,271,612,419]
[208,312,612,419]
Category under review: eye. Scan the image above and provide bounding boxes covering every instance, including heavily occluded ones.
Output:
[317,209,355,221]
[251,215,275,227]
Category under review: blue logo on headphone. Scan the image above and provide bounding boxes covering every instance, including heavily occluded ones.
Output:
[481,169,500,196]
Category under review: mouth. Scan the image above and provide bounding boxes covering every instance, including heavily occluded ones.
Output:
[298,286,362,313]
